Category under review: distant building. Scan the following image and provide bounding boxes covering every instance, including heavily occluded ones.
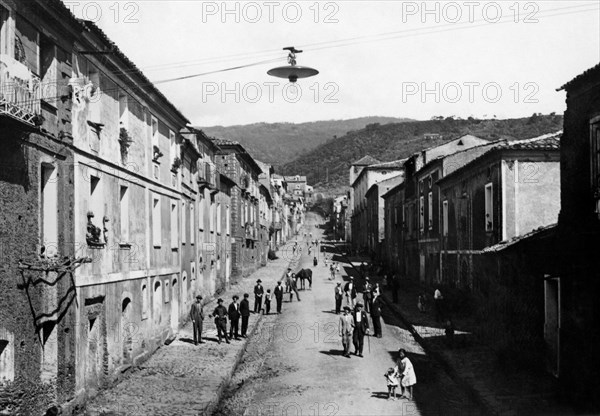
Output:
[351,159,404,252]
[400,134,493,282]
[213,139,263,280]
[365,175,405,258]
[437,133,561,286]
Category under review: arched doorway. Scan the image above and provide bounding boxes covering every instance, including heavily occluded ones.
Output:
[153,280,162,327]
[171,276,179,333]
[121,296,133,364]
[182,271,188,308]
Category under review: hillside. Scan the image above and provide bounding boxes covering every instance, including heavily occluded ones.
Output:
[280,114,564,195]
[199,117,412,166]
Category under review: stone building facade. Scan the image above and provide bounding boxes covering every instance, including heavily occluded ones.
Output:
[0,2,78,413]
[213,139,263,281]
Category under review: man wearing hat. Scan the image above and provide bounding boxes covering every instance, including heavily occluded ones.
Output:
[254,279,264,314]
[339,306,354,358]
[210,299,230,344]
[363,277,373,314]
[371,290,383,338]
[228,296,241,340]
[284,268,293,293]
[240,293,251,337]
[189,295,205,345]
[352,302,369,357]
[274,281,284,314]
[334,282,343,314]
[344,276,357,309]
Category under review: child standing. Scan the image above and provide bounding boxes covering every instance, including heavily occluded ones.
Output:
[384,368,399,400]
[264,289,271,315]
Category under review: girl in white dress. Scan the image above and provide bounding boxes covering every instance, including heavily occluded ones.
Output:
[398,348,416,400]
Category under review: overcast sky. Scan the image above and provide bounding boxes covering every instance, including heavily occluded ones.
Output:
[64,1,600,127]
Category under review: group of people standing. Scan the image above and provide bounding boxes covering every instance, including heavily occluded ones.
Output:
[338,301,370,357]
[334,276,384,337]
[189,278,275,344]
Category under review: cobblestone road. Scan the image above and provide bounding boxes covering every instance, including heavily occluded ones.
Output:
[78,235,300,416]
[214,213,484,416]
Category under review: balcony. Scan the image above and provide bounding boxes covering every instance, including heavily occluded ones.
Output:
[0,60,41,127]
[197,161,207,184]
[198,161,218,191]
[206,162,217,189]
[244,223,257,240]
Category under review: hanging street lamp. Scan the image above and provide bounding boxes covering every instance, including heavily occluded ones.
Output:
[267,47,319,83]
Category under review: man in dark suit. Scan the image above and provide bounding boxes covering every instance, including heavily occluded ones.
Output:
[189,295,204,345]
[371,293,383,338]
[210,298,229,344]
[352,302,369,357]
[254,279,264,313]
[344,276,357,309]
[274,281,284,314]
[228,295,241,340]
[363,277,373,313]
[240,293,251,337]
[334,282,343,314]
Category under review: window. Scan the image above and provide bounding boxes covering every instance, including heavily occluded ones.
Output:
[152,195,161,247]
[209,195,215,233]
[151,116,159,149]
[485,183,493,231]
[428,191,433,230]
[170,130,177,165]
[216,202,222,234]
[41,164,58,257]
[119,186,129,243]
[198,196,204,231]
[241,200,245,225]
[171,201,178,249]
[181,201,186,245]
[40,35,57,106]
[442,200,449,236]
[164,280,170,303]
[89,175,103,243]
[0,7,9,56]
[226,205,231,235]
[190,205,195,245]
[0,328,14,383]
[119,91,129,128]
[15,16,39,74]
[141,283,148,320]
[419,196,424,232]
[591,119,600,216]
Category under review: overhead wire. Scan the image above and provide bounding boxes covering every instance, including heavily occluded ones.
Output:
[69,2,599,80]
[5,2,599,107]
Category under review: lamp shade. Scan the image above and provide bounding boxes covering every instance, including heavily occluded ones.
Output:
[267,65,319,83]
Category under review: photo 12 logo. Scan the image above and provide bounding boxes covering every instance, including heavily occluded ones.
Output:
[401,1,539,24]
[201,81,339,104]
[201,1,340,23]
[401,81,539,104]
[63,1,140,23]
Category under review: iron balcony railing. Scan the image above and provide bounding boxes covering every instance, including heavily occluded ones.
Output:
[0,66,41,126]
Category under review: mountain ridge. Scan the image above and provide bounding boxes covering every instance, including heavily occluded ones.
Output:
[198,116,413,166]
[279,114,564,196]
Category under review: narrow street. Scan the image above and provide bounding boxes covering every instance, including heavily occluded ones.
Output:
[214,213,484,416]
